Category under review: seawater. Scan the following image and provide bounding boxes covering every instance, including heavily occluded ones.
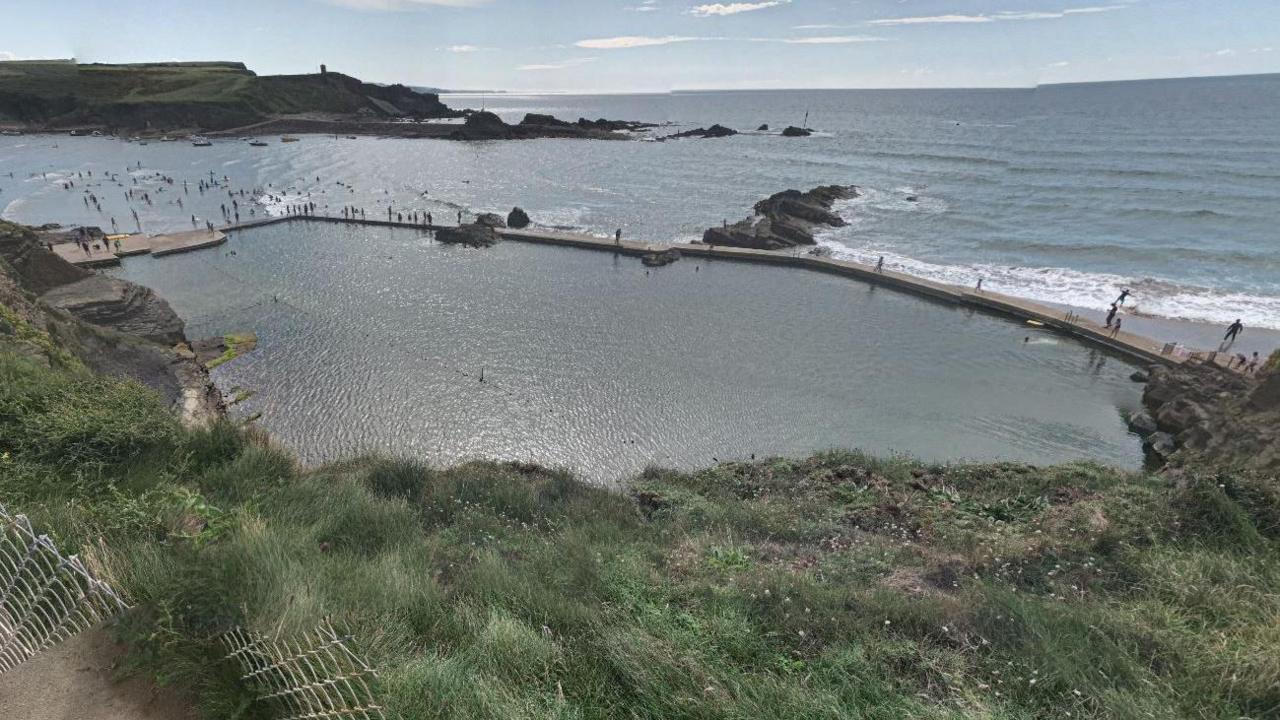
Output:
[2,75,1278,333]
[106,222,1144,480]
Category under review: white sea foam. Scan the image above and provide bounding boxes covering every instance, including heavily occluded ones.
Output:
[818,189,1280,331]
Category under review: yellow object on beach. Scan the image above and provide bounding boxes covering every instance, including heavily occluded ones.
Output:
[1025,319,1045,327]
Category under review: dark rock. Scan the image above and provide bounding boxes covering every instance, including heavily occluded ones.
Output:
[453,111,512,140]
[702,185,859,250]
[519,113,573,128]
[781,126,811,137]
[1127,411,1158,437]
[1144,431,1177,458]
[436,222,499,247]
[905,196,919,202]
[1130,370,1150,383]
[757,123,769,131]
[507,207,531,229]
[475,212,506,229]
[1155,398,1210,435]
[661,124,738,140]
[40,274,186,345]
[641,248,681,267]
[576,117,658,132]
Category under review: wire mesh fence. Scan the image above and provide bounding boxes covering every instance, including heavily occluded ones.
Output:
[0,504,130,674]
[222,620,387,720]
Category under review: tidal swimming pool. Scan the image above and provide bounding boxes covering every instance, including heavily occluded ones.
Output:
[111,222,1146,481]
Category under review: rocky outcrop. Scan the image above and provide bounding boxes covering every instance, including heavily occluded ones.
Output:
[448,111,634,141]
[700,185,859,250]
[40,275,186,345]
[507,207,531,229]
[576,117,658,132]
[0,220,221,425]
[781,126,812,137]
[661,124,738,140]
[475,213,506,229]
[641,248,681,267]
[757,124,769,131]
[1139,359,1280,472]
[436,222,499,247]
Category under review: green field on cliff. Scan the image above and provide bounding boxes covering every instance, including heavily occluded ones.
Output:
[0,60,455,129]
[2,350,1278,719]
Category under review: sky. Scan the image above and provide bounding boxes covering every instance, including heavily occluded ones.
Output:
[1,0,1277,92]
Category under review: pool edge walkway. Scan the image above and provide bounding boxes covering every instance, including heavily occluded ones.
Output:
[214,214,1192,367]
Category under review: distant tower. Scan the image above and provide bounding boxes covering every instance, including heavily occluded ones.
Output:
[320,64,327,75]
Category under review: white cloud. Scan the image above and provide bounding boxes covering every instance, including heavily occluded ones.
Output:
[0,51,18,61]
[1213,48,1236,56]
[869,14,991,26]
[776,35,887,44]
[319,0,490,9]
[690,1,788,17]
[574,35,710,49]
[626,0,659,11]
[870,5,1127,26]
[446,45,482,53]
[792,24,857,30]
[1047,61,1071,67]
[517,57,598,71]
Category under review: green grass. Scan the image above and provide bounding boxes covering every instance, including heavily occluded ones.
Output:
[0,60,454,129]
[2,351,1279,719]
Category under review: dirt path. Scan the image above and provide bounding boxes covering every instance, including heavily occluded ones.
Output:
[0,627,196,720]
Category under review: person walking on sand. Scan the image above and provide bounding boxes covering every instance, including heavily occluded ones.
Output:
[876,256,884,272]
[1223,319,1244,347]
[1116,288,1131,306]
[975,277,983,293]
[1104,303,1117,328]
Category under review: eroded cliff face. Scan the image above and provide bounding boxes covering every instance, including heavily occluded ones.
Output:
[1139,358,1280,473]
[0,221,221,425]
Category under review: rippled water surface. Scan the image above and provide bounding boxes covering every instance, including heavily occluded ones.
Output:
[110,222,1144,480]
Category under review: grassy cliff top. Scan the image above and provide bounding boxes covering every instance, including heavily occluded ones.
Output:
[0,60,457,130]
[2,348,1278,719]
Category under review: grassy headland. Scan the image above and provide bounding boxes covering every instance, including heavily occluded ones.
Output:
[2,350,1278,719]
[0,60,457,131]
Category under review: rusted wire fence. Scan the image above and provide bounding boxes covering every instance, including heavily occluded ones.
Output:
[0,504,130,674]
[222,620,387,720]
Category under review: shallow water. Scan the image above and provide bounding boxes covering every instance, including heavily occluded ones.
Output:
[110,222,1145,481]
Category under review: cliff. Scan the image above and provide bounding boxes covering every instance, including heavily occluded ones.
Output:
[0,60,458,132]
[0,220,220,424]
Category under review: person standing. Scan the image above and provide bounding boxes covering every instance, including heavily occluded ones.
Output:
[1104,303,1117,328]
[1223,319,1244,346]
[427,212,433,227]
[1110,317,1122,337]
[457,210,463,225]
[975,277,983,293]
[1245,352,1260,374]
[875,256,884,272]
[615,228,622,246]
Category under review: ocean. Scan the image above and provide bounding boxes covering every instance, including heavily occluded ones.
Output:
[1,75,1277,478]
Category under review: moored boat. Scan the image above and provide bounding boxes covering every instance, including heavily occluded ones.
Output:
[281,136,300,143]
[191,135,213,147]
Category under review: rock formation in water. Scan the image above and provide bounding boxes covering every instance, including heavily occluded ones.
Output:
[641,248,682,267]
[437,222,500,247]
[475,213,507,229]
[781,126,812,137]
[445,111,637,141]
[576,117,658,132]
[1137,358,1280,471]
[507,207,531,229]
[661,124,738,140]
[700,185,859,250]
[757,124,770,131]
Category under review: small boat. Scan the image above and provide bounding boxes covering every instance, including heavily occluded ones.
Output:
[248,140,269,147]
[160,135,175,142]
[191,136,213,147]
[90,130,103,137]
[0,130,20,136]
[345,135,358,139]
[138,140,149,146]
[69,130,83,136]
[281,136,300,143]
[240,137,252,141]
